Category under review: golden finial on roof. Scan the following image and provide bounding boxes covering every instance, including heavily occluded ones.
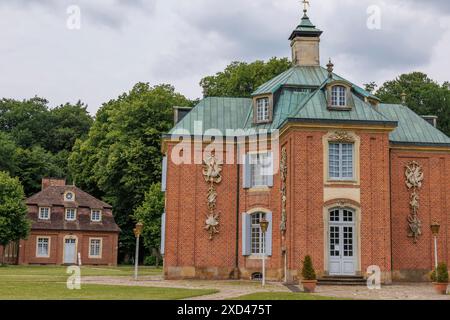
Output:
[302,0,310,14]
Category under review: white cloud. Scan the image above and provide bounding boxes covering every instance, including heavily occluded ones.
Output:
[0,0,448,114]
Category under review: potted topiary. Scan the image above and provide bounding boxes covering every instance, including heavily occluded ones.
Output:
[301,255,317,293]
[430,263,449,295]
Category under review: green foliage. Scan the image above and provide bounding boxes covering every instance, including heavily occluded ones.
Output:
[364,82,377,93]
[430,263,449,283]
[134,183,165,253]
[0,172,30,262]
[375,72,450,135]
[200,58,291,98]
[0,98,92,195]
[69,83,191,259]
[0,133,17,174]
[301,255,316,280]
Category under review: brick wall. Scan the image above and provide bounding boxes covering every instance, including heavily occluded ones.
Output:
[18,231,118,266]
[164,128,394,281]
[390,150,450,281]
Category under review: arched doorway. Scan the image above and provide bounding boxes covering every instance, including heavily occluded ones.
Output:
[328,208,356,276]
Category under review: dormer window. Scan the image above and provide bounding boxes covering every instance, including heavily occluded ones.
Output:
[64,191,75,202]
[39,207,51,220]
[331,85,346,107]
[257,98,269,122]
[91,209,102,222]
[327,81,352,110]
[253,96,273,124]
[65,208,77,221]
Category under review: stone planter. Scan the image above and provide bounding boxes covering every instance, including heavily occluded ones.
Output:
[433,282,448,295]
[301,280,318,293]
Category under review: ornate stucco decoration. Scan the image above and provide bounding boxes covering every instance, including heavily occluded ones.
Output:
[280,147,288,233]
[203,153,222,240]
[405,161,424,243]
[329,131,355,143]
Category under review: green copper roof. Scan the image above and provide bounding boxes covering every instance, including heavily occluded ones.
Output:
[289,14,323,40]
[378,104,450,146]
[252,66,379,101]
[169,97,251,136]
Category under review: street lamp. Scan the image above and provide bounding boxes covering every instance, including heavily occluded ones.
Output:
[133,222,144,281]
[431,222,441,271]
[259,218,269,287]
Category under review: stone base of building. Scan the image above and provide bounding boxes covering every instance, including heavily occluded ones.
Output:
[392,269,431,282]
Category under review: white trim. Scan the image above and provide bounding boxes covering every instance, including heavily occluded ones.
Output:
[88,237,103,259]
[65,208,77,221]
[36,236,51,258]
[90,209,102,222]
[64,191,76,202]
[38,207,51,220]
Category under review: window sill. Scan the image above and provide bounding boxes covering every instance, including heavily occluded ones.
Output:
[327,106,352,111]
[247,187,271,193]
[247,255,272,260]
[326,180,358,186]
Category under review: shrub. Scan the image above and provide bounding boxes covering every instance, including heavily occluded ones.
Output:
[144,256,157,266]
[430,263,449,283]
[301,255,316,281]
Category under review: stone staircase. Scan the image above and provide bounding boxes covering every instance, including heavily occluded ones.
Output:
[318,275,366,286]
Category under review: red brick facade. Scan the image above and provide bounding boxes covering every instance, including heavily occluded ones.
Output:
[8,178,120,266]
[163,127,450,282]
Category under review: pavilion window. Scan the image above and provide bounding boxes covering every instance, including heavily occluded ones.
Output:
[331,85,347,107]
[329,142,354,180]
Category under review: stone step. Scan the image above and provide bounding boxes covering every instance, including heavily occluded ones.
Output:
[318,276,366,286]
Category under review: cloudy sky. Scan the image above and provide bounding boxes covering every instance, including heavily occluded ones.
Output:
[0,0,449,114]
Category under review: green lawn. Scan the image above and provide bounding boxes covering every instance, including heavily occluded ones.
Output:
[0,265,217,300]
[232,292,346,300]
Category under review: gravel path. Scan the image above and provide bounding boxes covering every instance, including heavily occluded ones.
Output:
[81,276,450,300]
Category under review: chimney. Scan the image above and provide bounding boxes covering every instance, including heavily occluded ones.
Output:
[173,106,192,125]
[289,9,323,66]
[421,116,438,128]
[42,178,66,190]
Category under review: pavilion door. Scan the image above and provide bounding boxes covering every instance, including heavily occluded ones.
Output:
[64,238,77,264]
[328,208,356,276]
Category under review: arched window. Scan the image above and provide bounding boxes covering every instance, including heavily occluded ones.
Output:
[331,85,347,107]
[251,212,266,255]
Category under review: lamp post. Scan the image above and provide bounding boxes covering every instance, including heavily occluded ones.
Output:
[431,222,441,271]
[259,218,269,287]
[133,222,144,281]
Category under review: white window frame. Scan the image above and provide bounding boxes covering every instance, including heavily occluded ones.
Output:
[249,152,272,188]
[89,238,103,259]
[328,142,354,180]
[250,212,266,256]
[36,236,50,258]
[65,208,77,221]
[256,97,270,122]
[38,207,51,220]
[91,209,102,222]
[331,85,347,107]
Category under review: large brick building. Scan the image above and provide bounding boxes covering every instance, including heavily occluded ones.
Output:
[160,10,450,283]
[1,178,120,266]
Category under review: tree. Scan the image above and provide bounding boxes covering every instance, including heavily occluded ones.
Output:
[0,132,17,174]
[200,57,291,98]
[0,171,30,264]
[376,72,450,136]
[14,147,65,196]
[69,83,191,260]
[45,101,93,153]
[133,183,165,264]
[364,82,377,93]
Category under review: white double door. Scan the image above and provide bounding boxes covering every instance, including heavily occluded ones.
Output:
[328,208,356,276]
[64,238,77,264]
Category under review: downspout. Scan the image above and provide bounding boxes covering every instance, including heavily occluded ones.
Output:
[389,147,394,282]
[234,139,241,279]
